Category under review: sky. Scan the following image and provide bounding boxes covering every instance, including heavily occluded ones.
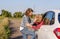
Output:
[0,0,60,14]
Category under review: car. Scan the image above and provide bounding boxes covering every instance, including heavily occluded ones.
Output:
[37,10,60,39]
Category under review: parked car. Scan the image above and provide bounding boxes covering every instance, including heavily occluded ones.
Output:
[37,10,60,39]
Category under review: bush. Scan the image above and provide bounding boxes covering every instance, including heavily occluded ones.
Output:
[13,12,22,18]
[0,25,9,39]
[0,18,10,39]
[2,18,9,26]
[4,25,11,39]
[1,9,12,17]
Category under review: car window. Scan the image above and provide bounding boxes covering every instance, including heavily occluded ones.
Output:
[58,13,60,23]
[43,11,55,25]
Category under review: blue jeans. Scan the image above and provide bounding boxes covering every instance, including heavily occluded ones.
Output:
[21,28,35,39]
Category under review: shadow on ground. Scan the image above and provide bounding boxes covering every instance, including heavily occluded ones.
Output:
[9,36,23,39]
[9,27,17,34]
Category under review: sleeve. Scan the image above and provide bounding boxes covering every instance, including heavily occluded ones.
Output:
[36,21,44,29]
[20,15,29,28]
[32,21,44,30]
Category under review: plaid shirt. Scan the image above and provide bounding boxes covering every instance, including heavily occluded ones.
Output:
[20,15,34,32]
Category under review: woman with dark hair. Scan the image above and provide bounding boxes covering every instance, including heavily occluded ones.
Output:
[20,8,36,39]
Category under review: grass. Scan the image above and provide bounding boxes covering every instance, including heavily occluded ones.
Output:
[0,17,11,39]
[9,17,22,20]
[0,17,22,39]
[0,16,5,19]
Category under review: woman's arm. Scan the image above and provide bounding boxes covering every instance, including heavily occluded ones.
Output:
[22,15,32,28]
[20,15,31,28]
[20,15,37,30]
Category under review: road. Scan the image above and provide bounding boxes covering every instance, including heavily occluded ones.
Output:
[9,19,22,39]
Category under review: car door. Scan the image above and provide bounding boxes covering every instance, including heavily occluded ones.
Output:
[37,10,60,39]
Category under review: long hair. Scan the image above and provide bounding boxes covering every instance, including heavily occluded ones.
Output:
[25,8,33,16]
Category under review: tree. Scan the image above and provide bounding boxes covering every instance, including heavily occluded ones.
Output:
[8,12,12,17]
[1,9,12,17]
[13,12,22,18]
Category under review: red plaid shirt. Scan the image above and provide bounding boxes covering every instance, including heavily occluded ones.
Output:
[32,21,44,30]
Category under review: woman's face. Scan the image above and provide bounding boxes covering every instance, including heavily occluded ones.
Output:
[38,15,42,22]
[28,12,32,16]
[36,15,43,22]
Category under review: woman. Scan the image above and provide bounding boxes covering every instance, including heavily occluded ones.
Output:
[20,8,36,39]
[32,14,44,39]
[32,14,44,30]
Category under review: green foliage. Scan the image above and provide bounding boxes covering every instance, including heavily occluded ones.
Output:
[0,18,10,39]
[0,25,6,39]
[0,25,10,39]
[13,12,22,18]
[31,14,36,18]
[4,25,11,39]
[1,9,12,17]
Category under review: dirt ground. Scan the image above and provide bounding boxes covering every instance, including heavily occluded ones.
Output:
[9,19,22,39]
[9,18,37,39]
